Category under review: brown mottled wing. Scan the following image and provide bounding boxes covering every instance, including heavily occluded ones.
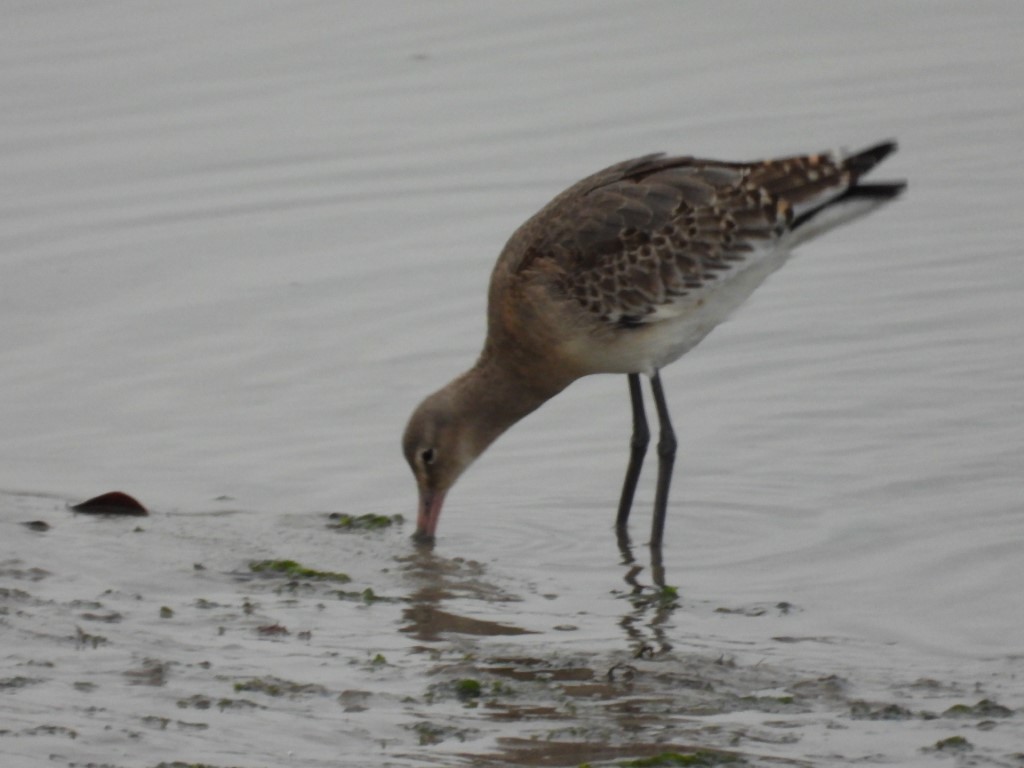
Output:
[506,144,897,325]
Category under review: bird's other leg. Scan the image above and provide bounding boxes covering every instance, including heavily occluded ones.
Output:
[649,541,666,589]
[616,373,649,531]
[649,370,677,550]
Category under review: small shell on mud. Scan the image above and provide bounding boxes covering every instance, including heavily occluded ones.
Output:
[70,491,149,516]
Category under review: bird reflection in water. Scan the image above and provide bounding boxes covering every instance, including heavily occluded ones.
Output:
[398,527,678,659]
[616,528,677,657]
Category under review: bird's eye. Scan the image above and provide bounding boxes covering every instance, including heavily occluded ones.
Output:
[420,447,436,466]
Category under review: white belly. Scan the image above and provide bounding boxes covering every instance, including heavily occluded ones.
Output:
[570,244,794,377]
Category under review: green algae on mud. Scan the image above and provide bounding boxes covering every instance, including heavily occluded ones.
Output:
[233,676,328,698]
[326,512,404,531]
[247,559,351,582]
[942,698,1014,718]
[849,700,922,720]
[929,735,972,753]
[246,557,403,607]
[454,678,483,701]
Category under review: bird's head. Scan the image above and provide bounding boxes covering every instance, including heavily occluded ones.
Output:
[402,353,558,543]
[402,387,480,543]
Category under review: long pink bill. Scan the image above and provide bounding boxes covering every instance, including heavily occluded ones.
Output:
[413,489,446,543]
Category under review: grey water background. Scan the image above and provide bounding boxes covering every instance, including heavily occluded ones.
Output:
[2,2,1023,766]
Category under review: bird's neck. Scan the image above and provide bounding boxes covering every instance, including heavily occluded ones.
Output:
[449,346,569,460]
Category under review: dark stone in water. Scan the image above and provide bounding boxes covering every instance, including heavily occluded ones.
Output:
[21,520,50,532]
[71,491,148,516]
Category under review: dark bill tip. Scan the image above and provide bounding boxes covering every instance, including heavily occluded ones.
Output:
[414,488,445,545]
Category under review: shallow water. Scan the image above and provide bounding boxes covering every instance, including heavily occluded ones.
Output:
[3,2,1024,766]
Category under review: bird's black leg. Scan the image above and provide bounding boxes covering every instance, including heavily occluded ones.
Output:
[616,373,649,531]
[649,370,677,549]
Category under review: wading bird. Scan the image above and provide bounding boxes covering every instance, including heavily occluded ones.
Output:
[403,142,905,545]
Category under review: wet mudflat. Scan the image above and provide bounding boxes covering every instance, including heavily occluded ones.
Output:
[2,490,1021,767]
